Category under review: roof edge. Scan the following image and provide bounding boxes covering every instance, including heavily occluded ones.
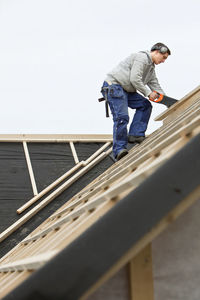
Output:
[0,134,113,143]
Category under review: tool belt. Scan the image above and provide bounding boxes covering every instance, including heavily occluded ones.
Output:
[98,81,112,118]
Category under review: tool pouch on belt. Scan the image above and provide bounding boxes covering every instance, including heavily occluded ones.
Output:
[98,83,124,117]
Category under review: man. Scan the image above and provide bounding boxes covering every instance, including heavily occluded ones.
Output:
[101,42,171,161]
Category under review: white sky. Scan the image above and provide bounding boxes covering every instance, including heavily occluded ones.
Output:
[0,0,199,134]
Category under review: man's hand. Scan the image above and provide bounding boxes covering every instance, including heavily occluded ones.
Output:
[149,91,158,101]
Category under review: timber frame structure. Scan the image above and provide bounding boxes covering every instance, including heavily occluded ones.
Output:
[0,85,200,300]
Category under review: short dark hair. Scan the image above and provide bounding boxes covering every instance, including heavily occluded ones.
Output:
[151,42,171,55]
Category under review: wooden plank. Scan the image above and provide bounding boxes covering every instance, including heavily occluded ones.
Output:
[80,185,200,300]
[129,243,154,300]
[69,142,79,164]
[0,148,112,243]
[20,218,84,258]
[19,214,88,260]
[0,272,14,289]
[50,201,116,252]
[162,96,200,125]
[1,224,61,262]
[16,216,87,261]
[0,138,113,143]
[0,134,112,143]
[153,97,200,133]
[154,85,200,122]
[0,271,29,299]
[0,251,56,272]
[23,141,38,196]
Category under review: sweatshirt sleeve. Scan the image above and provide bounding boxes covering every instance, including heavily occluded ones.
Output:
[130,60,151,97]
[147,69,165,95]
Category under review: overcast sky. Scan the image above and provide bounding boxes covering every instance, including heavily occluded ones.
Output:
[0,0,199,135]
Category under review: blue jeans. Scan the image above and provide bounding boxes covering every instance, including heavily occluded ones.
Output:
[101,81,152,158]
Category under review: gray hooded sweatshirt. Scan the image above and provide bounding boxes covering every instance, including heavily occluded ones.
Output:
[105,50,165,97]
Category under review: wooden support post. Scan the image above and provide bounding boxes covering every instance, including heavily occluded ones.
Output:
[129,243,154,300]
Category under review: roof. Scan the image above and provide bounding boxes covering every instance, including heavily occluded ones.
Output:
[0,85,200,300]
[0,135,113,258]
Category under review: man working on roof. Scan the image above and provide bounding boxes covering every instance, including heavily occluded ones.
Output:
[101,42,171,161]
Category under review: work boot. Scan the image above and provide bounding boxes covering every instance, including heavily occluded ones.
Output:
[128,135,145,144]
[116,149,128,161]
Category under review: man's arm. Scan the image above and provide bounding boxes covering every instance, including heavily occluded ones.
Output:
[147,69,165,95]
[130,60,151,97]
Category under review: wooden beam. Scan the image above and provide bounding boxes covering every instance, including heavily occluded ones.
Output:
[129,243,154,300]
[0,134,113,143]
[23,142,38,196]
[69,142,79,164]
[0,251,56,272]
[0,271,28,299]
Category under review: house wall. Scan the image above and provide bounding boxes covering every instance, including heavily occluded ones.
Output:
[87,266,130,300]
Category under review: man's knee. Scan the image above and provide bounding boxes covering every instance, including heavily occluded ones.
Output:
[116,114,129,125]
[115,115,129,141]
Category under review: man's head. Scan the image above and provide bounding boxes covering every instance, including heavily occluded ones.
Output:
[150,42,171,65]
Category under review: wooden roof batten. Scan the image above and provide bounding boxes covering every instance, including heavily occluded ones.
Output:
[0,85,200,300]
